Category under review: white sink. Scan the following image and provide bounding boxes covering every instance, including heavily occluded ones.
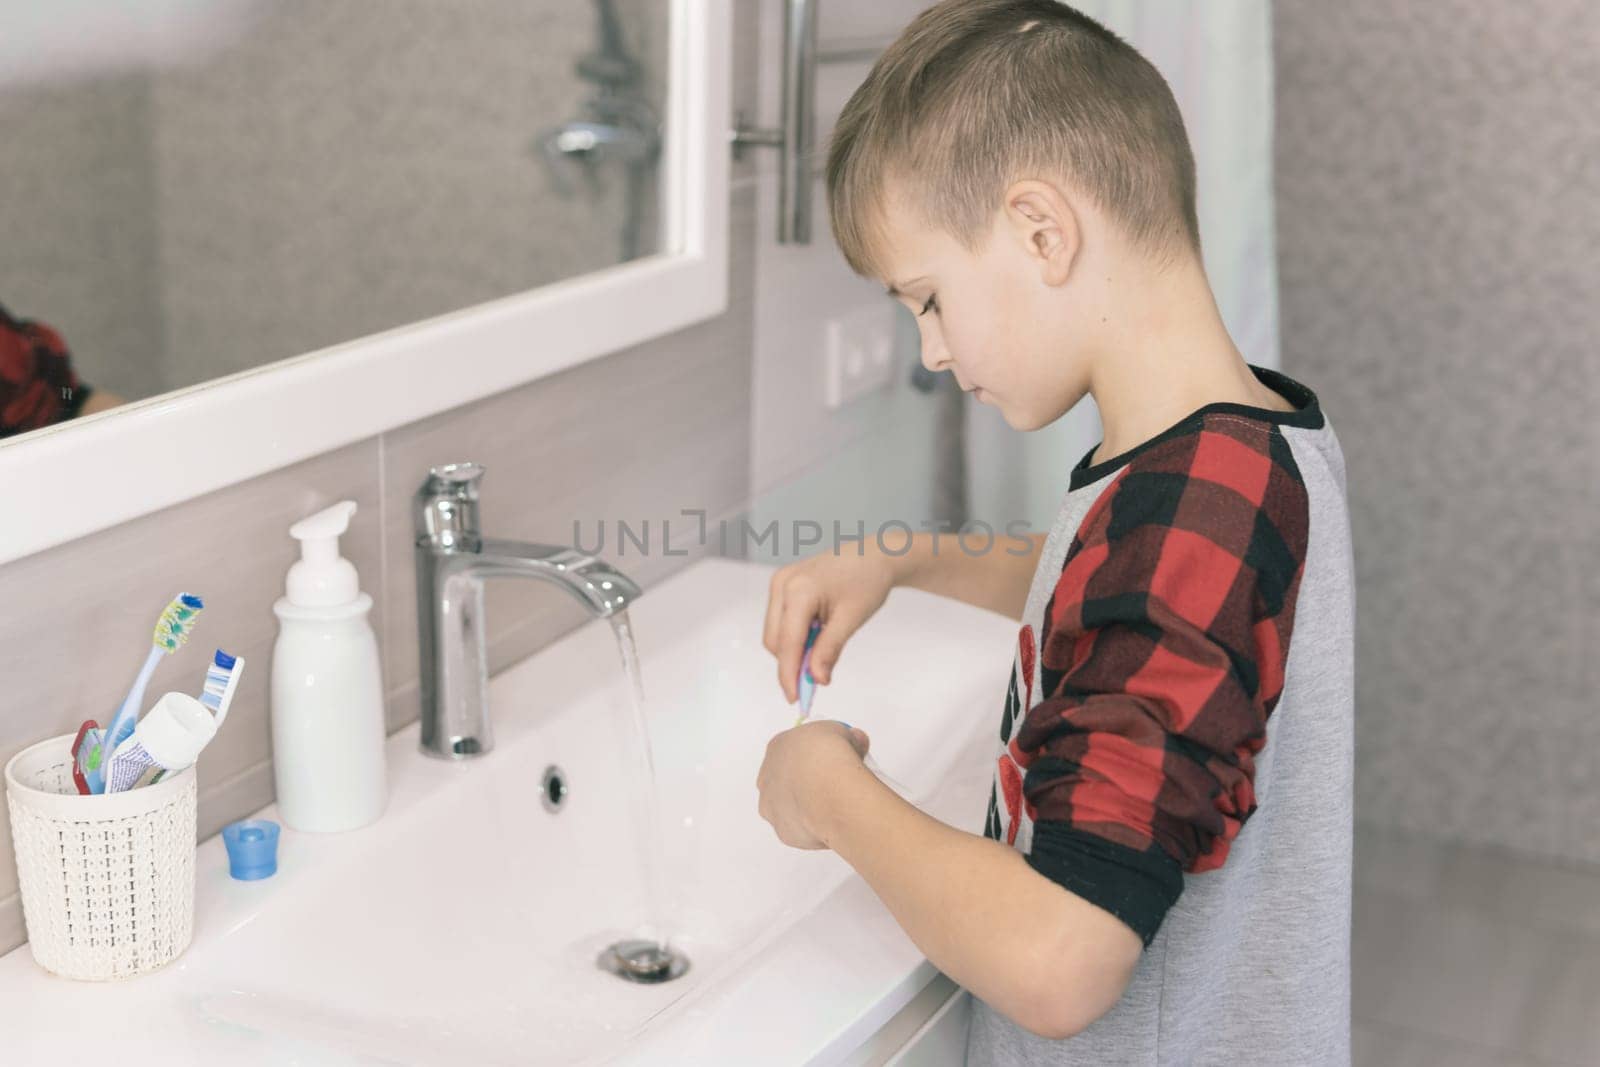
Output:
[0,558,1016,1065]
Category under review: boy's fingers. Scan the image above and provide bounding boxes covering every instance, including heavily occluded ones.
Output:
[774,593,819,704]
[829,723,869,755]
[762,573,786,656]
[809,609,862,685]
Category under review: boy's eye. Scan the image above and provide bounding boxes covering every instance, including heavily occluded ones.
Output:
[918,293,939,316]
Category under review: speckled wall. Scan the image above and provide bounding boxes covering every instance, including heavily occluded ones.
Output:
[1274,1,1600,863]
[148,0,669,392]
[0,75,167,400]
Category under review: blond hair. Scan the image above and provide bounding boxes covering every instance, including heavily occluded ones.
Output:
[825,0,1201,281]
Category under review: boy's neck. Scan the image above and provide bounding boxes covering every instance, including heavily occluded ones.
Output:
[1084,254,1291,466]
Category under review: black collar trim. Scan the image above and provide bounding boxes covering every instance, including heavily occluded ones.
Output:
[1069,364,1324,491]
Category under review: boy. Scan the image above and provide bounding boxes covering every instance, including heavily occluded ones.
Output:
[0,301,123,438]
[754,1,1354,1063]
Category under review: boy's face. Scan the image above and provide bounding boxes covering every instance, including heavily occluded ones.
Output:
[874,179,1094,431]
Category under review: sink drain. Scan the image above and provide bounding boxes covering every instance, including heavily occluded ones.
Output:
[597,939,691,984]
[540,765,566,813]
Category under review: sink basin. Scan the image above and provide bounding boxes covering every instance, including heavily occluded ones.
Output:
[0,558,1016,1065]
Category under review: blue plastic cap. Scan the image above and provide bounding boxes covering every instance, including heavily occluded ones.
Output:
[223,819,280,880]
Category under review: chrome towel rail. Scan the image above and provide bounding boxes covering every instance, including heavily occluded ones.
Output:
[730,0,895,246]
[731,0,819,244]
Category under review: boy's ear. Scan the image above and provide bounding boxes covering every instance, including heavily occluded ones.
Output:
[1003,178,1080,288]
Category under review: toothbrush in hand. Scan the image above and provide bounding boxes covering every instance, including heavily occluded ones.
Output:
[793,620,821,727]
[790,619,914,800]
[99,593,204,789]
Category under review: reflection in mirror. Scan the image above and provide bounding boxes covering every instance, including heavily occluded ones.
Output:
[0,0,670,443]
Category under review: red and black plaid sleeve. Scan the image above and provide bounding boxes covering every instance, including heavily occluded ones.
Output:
[0,302,89,439]
[1016,417,1310,947]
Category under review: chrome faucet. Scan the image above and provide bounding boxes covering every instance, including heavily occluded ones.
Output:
[413,462,642,759]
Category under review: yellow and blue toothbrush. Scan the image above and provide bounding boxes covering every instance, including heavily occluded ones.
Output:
[98,593,204,792]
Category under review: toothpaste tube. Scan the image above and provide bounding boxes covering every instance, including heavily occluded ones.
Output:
[104,692,218,794]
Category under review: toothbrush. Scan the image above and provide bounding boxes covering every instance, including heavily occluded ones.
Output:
[69,720,103,795]
[99,593,204,789]
[793,620,822,727]
[789,619,916,801]
[199,649,244,729]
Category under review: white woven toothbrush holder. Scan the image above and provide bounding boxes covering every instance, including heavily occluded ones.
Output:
[4,731,197,981]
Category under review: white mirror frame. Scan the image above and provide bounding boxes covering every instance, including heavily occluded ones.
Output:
[0,0,731,566]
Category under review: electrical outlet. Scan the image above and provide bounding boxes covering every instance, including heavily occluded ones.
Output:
[823,303,897,410]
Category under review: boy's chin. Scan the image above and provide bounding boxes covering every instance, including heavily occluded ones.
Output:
[1005,397,1088,432]
[1000,404,1053,432]
[1008,388,1090,431]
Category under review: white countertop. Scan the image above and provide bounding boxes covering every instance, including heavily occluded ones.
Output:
[0,559,1010,1065]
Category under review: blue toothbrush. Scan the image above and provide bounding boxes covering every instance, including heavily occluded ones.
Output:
[789,619,914,799]
[793,620,821,727]
[99,594,204,789]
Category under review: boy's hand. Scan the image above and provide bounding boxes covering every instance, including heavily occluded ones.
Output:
[763,552,897,702]
[756,720,872,850]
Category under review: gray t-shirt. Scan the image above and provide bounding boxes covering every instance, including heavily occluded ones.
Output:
[966,365,1354,1065]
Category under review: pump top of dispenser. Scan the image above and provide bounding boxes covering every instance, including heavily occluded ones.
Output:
[285,500,361,607]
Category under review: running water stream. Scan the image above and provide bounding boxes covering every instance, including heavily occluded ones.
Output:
[601,605,914,977]
[607,609,671,955]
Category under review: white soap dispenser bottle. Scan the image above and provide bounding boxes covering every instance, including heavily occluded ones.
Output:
[271,499,388,832]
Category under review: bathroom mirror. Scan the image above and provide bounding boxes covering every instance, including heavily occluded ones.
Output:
[0,0,730,562]
[1,0,673,426]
